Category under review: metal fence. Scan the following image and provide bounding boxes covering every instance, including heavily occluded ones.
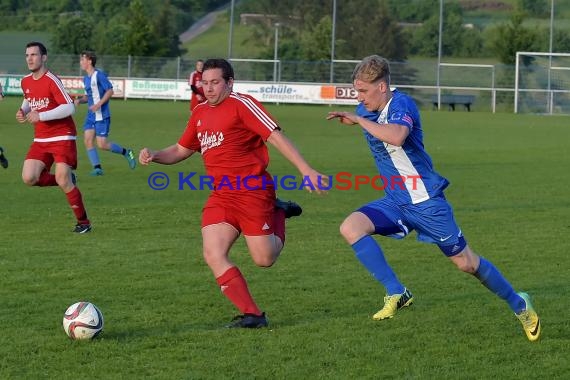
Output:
[2,53,519,112]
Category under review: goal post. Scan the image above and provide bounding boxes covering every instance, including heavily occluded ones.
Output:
[515,51,570,114]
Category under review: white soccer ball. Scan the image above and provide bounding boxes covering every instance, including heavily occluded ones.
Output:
[63,302,104,340]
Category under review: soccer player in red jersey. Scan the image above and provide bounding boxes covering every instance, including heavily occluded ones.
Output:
[140,58,327,328]
[188,59,204,111]
[16,42,91,233]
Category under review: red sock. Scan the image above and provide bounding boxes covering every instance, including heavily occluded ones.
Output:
[37,170,57,186]
[273,208,286,245]
[65,187,90,224]
[216,267,261,315]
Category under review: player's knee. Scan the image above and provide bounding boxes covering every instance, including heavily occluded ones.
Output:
[21,173,38,186]
[252,255,276,268]
[55,172,71,187]
[340,219,364,244]
[450,253,478,274]
[202,250,217,266]
[454,259,476,273]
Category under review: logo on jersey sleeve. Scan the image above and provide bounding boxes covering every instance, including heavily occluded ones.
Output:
[390,112,414,128]
[198,130,224,153]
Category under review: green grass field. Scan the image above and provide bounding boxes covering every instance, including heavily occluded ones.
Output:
[0,98,568,379]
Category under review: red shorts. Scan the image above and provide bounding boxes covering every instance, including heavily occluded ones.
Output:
[202,190,276,236]
[26,140,78,170]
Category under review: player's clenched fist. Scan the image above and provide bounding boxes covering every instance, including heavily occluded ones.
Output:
[16,108,27,123]
[139,148,155,165]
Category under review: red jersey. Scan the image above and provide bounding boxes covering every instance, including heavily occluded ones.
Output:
[188,70,204,110]
[178,92,279,189]
[21,71,76,141]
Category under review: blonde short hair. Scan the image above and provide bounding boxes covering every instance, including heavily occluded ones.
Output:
[352,55,391,84]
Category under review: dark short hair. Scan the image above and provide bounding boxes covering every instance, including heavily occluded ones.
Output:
[81,50,97,66]
[203,58,234,82]
[26,41,47,56]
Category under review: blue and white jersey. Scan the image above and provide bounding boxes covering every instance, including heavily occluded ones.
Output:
[84,69,112,122]
[357,89,449,205]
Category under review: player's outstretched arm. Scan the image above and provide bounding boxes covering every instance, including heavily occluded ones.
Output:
[267,130,328,194]
[327,111,409,146]
[326,111,359,125]
[139,144,194,166]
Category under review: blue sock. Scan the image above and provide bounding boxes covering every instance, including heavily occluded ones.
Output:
[110,142,124,155]
[475,257,525,314]
[352,235,405,295]
[87,148,100,167]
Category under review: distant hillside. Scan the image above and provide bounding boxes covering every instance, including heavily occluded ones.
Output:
[0,31,52,56]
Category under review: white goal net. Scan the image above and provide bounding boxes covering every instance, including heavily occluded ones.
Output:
[515,52,570,114]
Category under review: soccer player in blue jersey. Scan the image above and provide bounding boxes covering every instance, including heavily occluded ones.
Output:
[327,55,540,341]
[74,51,136,176]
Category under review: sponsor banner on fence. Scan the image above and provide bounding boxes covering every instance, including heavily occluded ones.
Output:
[0,75,125,99]
[125,79,189,100]
[0,75,24,95]
[2,75,356,105]
[233,82,358,105]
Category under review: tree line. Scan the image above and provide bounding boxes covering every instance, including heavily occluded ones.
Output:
[240,0,570,64]
[0,0,226,57]
[1,0,568,65]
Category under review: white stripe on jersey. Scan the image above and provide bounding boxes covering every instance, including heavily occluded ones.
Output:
[34,135,77,142]
[388,145,430,204]
[91,72,104,121]
[230,93,278,132]
[379,98,429,204]
[46,72,73,104]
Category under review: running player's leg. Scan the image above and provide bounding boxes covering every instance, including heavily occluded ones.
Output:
[95,119,136,169]
[412,196,540,341]
[202,196,266,328]
[84,123,102,175]
[341,197,413,320]
[22,143,56,186]
[53,141,91,232]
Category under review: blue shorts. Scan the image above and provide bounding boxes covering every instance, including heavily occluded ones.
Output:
[358,195,467,256]
[83,118,111,137]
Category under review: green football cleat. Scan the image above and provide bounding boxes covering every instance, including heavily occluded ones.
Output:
[125,149,136,170]
[516,292,541,341]
[372,288,414,320]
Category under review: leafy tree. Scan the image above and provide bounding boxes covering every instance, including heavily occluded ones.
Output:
[535,28,570,53]
[0,0,224,56]
[518,0,549,17]
[243,0,407,61]
[409,2,483,58]
[52,15,94,54]
[388,0,439,23]
[151,0,184,57]
[124,0,153,56]
[336,0,407,60]
[299,16,333,61]
[488,12,539,64]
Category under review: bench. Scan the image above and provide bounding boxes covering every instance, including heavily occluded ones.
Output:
[431,95,475,111]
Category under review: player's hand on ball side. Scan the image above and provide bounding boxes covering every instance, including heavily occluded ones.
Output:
[139,148,155,165]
